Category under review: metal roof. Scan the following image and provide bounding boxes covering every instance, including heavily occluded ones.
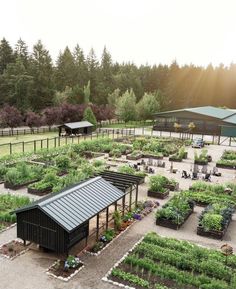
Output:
[155,106,236,120]
[58,121,93,129]
[14,177,124,232]
[223,114,236,125]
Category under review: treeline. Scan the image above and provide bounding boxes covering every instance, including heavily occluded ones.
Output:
[0,37,236,114]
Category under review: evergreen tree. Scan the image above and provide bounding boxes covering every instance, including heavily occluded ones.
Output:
[55,46,77,91]
[30,40,55,110]
[0,57,33,110]
[14,38,29,67]
[0,38,15,74]
[86,48,98,102]
[83,106,97,127]
[74,44,88,87]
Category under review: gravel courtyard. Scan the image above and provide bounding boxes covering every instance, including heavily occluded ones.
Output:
[0,143,236,289]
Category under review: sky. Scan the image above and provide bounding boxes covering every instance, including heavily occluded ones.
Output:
[1,0,236,67]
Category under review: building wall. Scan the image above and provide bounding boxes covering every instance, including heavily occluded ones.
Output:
[16,209,90,253]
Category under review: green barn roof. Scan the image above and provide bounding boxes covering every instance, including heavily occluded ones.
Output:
[155,106,236,124]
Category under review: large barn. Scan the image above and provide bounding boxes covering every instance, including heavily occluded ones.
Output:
[153,106,236,137]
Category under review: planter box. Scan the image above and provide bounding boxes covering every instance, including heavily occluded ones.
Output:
[142,153,163,160]
[147,189,169,199]
[168,156,182,162]
[4,179,39,190]
[197,225,226,240]
[216,163,235,170]
[126,154,143,161]
[28,186,52,196]
[138,176,145,184]
[164,183,179,191]
[156,207,193,230]
[194,160,208,166]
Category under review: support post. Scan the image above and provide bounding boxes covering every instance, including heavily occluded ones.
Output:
[106,207,109,230]
[129,188,132,211]
[96,213,99,241]
[122,196,125,216]
[135,184,138,207]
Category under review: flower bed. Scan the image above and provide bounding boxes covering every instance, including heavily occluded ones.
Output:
[197,203,234,240]
[46,255,84,281]
[4,179,39,190]
[104,232,236,289]
[0,239,29,260]
[156,196,194,230]
[142,152,163,159]
[27,186,52,196]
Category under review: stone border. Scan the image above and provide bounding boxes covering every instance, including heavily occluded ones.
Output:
[0,239,29,260]
[46,260,84,282]
[0,223,16,234]
[102,235,145,288]
[84,220,137,257]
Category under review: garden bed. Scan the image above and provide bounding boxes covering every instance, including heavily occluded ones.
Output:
[164,183,179,191]
[46,258,84,282]
[216,163,235,169]
[104,232,236,289]
[168,156,182,162]
[126,154,143,160]
[0,240,29,260]
[156,207,193,230]
[147,189,169,199]
[197,225,226,240]
[194,160,208,165]
[142,153,163,159]
[4,179,39,190]
[197,203,234,240]
[27,186,52,196]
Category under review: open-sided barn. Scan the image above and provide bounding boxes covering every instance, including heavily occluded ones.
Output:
[154,106,236,137]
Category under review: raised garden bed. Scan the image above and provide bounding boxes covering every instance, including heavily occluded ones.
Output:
[27,186,52,196]
[4,179,39,190]
[216,163,236,169]
[126,154,143,160]
[194,160,208,165]
[156,207,193,230]
[147,189,169,199]
[168,156,182,162]
[164,182,179,191]
[142,153,163,160]
[197,225,226,240]
[197,203,234,240]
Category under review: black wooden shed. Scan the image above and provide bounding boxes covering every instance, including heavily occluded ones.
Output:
[58,121,93,136]
[13,177,125,254]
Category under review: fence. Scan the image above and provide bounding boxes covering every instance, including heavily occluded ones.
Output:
[0,128,135,156]
[0,126,235,157]
[0,126,58,137]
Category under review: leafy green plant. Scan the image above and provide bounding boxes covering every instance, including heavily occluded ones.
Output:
[113,210,122,231]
